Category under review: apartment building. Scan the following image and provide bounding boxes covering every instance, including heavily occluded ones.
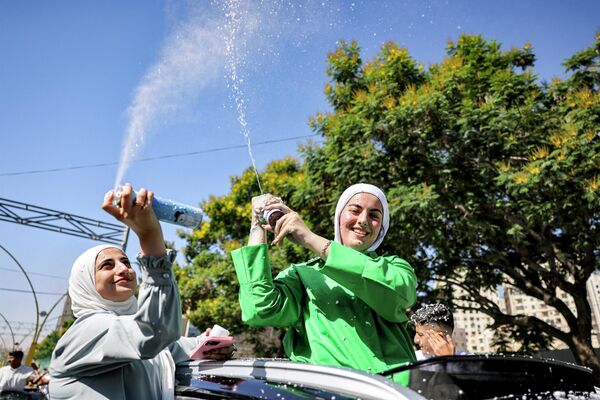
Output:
[444,271,600,353]
[450,287,505,353]
[504,272,600,349]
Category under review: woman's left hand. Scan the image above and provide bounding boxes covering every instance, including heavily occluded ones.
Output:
[202,344,236,361]
[267,204,311,246]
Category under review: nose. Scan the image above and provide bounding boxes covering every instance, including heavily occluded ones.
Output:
[357,211,369,227]
[115,261,130,275]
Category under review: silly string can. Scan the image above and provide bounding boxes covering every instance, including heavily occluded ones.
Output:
[114,188,203,229]
[260,208,284,229]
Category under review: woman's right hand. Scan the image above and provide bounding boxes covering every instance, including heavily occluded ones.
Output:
[250,194,332,259]
[248,194,283,246]
[268,204,311,246]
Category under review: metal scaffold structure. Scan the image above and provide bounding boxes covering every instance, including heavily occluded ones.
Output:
[0,197,130,363]
[0,197,128,245]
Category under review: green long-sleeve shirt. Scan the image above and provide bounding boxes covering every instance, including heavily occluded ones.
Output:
[232,241,417,385]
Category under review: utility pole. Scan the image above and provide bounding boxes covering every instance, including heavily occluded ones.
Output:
[0,245,40,365]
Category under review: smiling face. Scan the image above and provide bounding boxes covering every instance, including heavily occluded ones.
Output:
[94,247,137,302]
[338,193,383,252]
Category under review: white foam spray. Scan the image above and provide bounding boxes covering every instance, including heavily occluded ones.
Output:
[114,7,227,189]
[219,0,264,193]
[113,1,349,191]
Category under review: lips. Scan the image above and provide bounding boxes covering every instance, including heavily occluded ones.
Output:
[351,227,370,237]
[114,277,132,285]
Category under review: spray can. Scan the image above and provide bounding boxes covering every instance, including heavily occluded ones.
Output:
[255,194,285,229]
[114,188,203,229]
[260,208,284,229]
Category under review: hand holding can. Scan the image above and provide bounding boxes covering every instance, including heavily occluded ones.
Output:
[253,194,284,229]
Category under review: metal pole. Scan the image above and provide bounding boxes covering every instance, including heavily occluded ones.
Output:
[0,335,7,368]
[35,292,68,344]
[0,311,16,349]
[0,244,40,364]
[121,226,130,252]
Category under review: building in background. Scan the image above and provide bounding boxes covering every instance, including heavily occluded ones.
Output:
[451,286,505,353]
[55,294,73,330]
[445,271,600,353]
[504,272,600,349]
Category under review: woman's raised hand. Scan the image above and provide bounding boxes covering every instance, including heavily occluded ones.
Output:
[250,194,329,257]
[250,194,282,227]
[263,203,310,247]
[102,184,166,257]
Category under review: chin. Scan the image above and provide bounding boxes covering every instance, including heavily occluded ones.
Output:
[114,290,135,302]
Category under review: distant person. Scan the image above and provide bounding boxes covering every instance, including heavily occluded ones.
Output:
[50,185,234,400]
[30,368,50,397]
[232,183,417,386]
[29,363,38,376]
[411,303,457,359]
[0,350,35,395]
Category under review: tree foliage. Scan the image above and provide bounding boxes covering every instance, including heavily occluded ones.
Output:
[34,319,74,360]
[491,324,553,355]
[304,34,600,377]
[179,34,600,377]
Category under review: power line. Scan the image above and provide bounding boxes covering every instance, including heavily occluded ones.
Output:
[0,317,60,329]
[0,318,59,328]
[0,287,65,296]
[0,134,320,177]
[0,267,67,280]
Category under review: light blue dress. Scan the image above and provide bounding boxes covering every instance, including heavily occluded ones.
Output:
[49,250,198,400]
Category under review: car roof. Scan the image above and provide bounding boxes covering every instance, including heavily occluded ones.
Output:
[176,358,424,400]
[176,356,598,400]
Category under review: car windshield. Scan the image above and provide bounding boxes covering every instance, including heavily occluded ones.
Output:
[381,355,599,400]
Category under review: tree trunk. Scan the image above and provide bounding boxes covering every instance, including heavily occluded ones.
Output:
[570,335,600,386]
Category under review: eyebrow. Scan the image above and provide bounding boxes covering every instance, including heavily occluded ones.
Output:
[96,256,129,266]
[347,203,383,214]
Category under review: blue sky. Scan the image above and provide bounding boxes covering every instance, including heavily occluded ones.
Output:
[0,0,598,350]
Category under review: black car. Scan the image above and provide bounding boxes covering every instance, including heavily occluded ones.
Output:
[175,355,599,400]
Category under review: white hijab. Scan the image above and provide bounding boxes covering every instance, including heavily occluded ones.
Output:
[69,244,137,318]
[334,183,390,252]
[68,244,175,400]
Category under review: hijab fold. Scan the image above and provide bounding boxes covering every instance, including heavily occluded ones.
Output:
[334,183,390,252]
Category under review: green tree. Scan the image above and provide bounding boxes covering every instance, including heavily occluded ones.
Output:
[303,34,600,379]
[179,34,599,379]
[491,324,553,355]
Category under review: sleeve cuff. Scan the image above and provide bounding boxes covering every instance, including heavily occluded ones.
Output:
[137,249,177,285]
[232,244,272,284]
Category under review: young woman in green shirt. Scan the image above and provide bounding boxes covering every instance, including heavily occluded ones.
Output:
[232,183,417,385]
